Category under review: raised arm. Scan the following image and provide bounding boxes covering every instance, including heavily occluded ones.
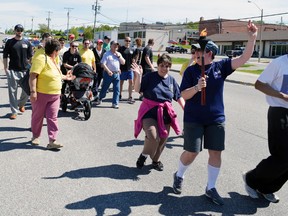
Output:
[231,20,258,70]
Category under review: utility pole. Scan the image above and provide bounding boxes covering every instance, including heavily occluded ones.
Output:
[46,11,52,32]
[64,7,73,40]
[92,0,102,41]
[31,16,34,33]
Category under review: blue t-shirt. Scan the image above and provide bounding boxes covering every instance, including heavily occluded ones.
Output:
[140,72,181,123]
[180,58,233,124]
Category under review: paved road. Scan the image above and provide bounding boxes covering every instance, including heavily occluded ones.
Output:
[0,53,287,215]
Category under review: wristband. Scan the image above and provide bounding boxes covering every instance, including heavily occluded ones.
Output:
[194,85,200,92]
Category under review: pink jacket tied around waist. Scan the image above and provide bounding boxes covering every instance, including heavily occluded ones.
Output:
[134,98,181,138]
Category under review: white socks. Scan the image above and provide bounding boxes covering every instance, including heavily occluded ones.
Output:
[207,164,220,190]
[176,160,189,178]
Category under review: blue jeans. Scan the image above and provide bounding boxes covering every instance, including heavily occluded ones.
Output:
[99,72,120,105]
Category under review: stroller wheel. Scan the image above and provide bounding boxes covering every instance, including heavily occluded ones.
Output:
[61,95,68,112]
[83,101,91,120]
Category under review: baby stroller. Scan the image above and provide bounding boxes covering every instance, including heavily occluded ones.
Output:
[61,63,94,120]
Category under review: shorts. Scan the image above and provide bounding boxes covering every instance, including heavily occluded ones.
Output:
[120,70,133,80]
[183,122,225,152]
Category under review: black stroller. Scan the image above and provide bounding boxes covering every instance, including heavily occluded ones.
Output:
[60,63,95,120]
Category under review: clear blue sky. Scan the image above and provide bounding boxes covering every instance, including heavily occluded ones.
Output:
[0,0,287,32]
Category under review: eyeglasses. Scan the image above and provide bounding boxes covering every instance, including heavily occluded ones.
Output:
[84,43,90,45]
[125,40,131,42]
[16,29,23,32]
[71,45,78,48]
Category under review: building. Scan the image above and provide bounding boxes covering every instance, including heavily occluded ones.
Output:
[199,18,288,58]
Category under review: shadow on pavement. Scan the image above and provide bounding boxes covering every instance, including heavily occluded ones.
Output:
[0,137,46,151]
[43,164,151,181]
[65,187,269,215]
[117,136,183,149]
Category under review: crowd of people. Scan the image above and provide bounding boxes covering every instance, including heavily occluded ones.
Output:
[2,20,288,207]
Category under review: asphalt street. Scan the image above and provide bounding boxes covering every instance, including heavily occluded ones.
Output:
[0,50,287,215]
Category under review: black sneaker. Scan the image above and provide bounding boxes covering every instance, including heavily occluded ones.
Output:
[136,154,147,169]
[152,161,164,171]
[205,187,224,206]
[173,172,183,194]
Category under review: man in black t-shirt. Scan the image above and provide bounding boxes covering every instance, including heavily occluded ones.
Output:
[61,41,82,95]
[3,24,33,119]
[140,38,155,76]
[119,36,135,104]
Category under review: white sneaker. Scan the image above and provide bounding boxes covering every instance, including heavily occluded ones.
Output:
[242,172,259,198]
[112,104,119,109]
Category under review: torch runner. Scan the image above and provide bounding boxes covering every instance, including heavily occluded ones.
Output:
[197,29,209,105]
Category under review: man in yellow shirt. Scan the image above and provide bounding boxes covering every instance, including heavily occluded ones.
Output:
[79,39,96,73]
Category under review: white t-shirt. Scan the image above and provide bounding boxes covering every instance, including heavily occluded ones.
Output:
[258,54,288,108]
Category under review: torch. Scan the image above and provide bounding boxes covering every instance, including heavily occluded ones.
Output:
[197,28,209,106]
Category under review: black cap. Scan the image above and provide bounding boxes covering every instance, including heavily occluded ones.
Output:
[104,35,111,40]
[14,24,24,31]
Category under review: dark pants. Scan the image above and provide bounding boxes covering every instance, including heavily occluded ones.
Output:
[92,69,103,97]
[246,107,288,194]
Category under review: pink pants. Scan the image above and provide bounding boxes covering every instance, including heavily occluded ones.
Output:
[31,92,60,143]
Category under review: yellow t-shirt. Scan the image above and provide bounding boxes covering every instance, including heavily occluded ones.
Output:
[32,47,60,65]
[79,48,95,67]
[30,54,62,94]
[179,60,196,76]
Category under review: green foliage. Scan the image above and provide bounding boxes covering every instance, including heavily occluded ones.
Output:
[186,21,199,29]
[38,24,49,34]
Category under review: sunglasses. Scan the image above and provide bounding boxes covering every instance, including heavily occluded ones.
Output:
[84,43,90,45]
[72,45,78,48]
[16,29,23,32]
[125,40,131,42]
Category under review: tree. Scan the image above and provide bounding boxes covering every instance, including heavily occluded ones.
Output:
[38,24,49,34]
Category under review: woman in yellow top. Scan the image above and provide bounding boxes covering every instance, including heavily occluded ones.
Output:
[29,39,74,150]
[179,44,199,76]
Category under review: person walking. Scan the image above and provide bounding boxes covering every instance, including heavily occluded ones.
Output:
[61,41,82,96]
[79,39,96,73]
[242,54,288,203]
[140,38,155,76]
[133,54,185,171]
[119,36,135,104]
[3,24,33,119]
[29,39,74,149]
[96,40,125,109]
[92,39,106,100]
[172,20,258,206]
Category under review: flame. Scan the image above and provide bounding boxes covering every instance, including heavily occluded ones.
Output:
[200,28,207,37]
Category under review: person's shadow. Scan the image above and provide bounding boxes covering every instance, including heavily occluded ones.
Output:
[65,187,270,216]
[0,137,46,151]
[43,164,151,181]
[117,136,183,149]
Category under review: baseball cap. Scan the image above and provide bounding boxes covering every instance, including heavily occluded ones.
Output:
[97,39,103,44]
[104,35,111,40]
[205,41,218,55]
[110,40,119,45]
[191,43,200,49]
[14,24,24,31]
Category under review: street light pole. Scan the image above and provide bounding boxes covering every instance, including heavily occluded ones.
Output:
[248,0,263,63]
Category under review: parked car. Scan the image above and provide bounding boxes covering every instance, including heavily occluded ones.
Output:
[225,47,244,58]
[165,45,188,54]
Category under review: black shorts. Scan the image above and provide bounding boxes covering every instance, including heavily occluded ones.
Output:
[183,122,225,152]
